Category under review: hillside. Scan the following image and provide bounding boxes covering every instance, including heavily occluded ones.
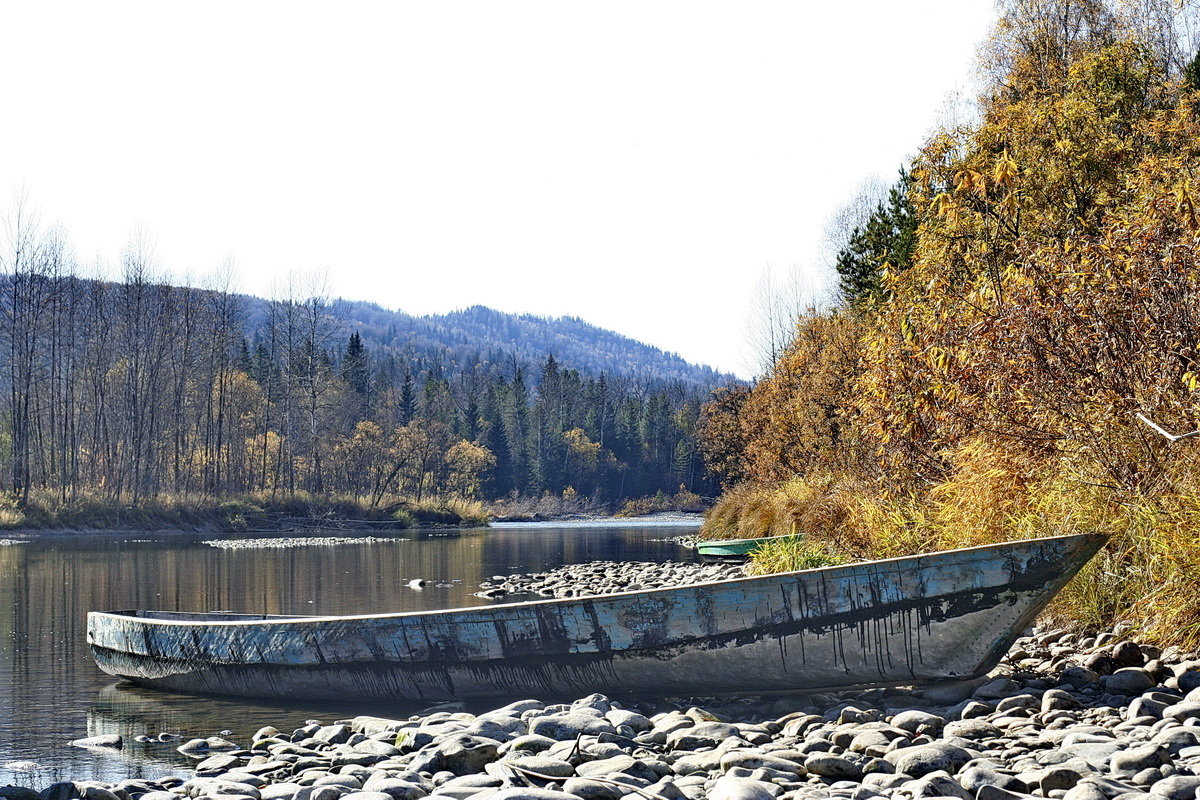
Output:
[320,301,735,391]
[0,268,739,508]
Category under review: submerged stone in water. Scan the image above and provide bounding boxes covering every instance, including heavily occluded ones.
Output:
[68,735,122,749]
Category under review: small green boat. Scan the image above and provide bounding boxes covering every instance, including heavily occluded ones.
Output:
[696,532,804,560]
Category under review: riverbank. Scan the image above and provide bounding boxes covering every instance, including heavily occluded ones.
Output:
[490,513,704,529]
[487,489,708,525]
[14,622,1200,800]
[0,493,490,534]
[0,493,707,535]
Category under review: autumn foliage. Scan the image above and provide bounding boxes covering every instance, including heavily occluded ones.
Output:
[700,0,1200,643]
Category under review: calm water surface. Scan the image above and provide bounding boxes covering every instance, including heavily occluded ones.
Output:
[0,521,699,787]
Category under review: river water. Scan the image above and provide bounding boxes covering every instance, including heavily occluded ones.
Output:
[0,520,700,788]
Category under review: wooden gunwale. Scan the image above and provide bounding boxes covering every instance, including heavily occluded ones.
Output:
[94,533,1087,626]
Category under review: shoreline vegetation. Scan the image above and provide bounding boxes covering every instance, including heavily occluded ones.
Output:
[0,488,708,534]
[694,3,1200,648]
[0,490,489,533]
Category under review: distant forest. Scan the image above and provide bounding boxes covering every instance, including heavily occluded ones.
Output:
[0,233,736,509]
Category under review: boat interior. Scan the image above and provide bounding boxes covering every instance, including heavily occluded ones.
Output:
[104,610,313,621]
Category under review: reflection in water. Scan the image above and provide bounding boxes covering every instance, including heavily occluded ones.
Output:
[0,523,697,786]
[83,681,429,777]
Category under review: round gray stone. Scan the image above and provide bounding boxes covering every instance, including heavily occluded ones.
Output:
[527,713,615,741]
[1163,701,1200,724]
[1111,745,1169,775]
[1062,781,1108,800]
[707,776,775,800]
[1106,669,1156,696]
[1147,774,1200,800]
[886,743,973,777]
[359,781,427,800]
[484,791,575,800]
[259,785,304,800]
[890,711,946,735]
[804,754,863,781]
[903,772,972,800]
[560,779,621,800]
[942,719,1003,741]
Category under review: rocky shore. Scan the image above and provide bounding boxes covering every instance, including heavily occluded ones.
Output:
[11,625,1200,800]
[203,537,404,550]
[473,561,740,600]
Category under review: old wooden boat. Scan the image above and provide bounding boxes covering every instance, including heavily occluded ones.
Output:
[696,532,803,560]
[88,532,1105,702]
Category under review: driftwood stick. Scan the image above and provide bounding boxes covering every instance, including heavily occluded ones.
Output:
[1136,413,1200,443]
[499,763,670,800]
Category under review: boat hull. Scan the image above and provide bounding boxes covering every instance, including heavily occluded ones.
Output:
[696,533,803,560]
[88,533,1105,701]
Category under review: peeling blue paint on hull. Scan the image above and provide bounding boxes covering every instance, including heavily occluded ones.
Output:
[88,533,1106,701]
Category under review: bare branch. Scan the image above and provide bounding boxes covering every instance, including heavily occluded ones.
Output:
[1136,412,1200,443]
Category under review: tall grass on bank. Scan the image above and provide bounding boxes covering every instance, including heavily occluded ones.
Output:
[487,487,708,521]
[0,488,489,531]
[486,489,609,521]
[616,487,705,517]
[701,474,856,543]
[745,535,847,575]
[707,453,1200,647]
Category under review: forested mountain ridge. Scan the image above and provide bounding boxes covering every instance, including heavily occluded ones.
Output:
[315,300,734,391]
[0,262,738,515]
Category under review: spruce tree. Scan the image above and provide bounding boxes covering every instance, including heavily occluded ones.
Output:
[533,355,566,491]
[835,168,917,306]
[502,369,531,494]
[1185,48,1200,93]
[237,338,254,374]
[480,381,513,496]
[341,332,370,413]
[399,370,416,425]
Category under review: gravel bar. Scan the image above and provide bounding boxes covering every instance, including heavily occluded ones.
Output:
[473,561,744,600]
[14,623,1200,800]
[203,537,401,549]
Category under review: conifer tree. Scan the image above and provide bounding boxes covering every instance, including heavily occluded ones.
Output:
[1185,48,1200,92]
[399,370,416,425]
[479,380,512,496]
[341,332,370,413]
[503,368,532,494]
[835,169,918,305]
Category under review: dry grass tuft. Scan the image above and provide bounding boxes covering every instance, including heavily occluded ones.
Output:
[616,487,705,517]
[745,536,847,575]
[701,474,856,542]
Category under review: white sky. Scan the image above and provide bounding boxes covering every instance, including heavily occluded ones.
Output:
[0,2,996,379]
